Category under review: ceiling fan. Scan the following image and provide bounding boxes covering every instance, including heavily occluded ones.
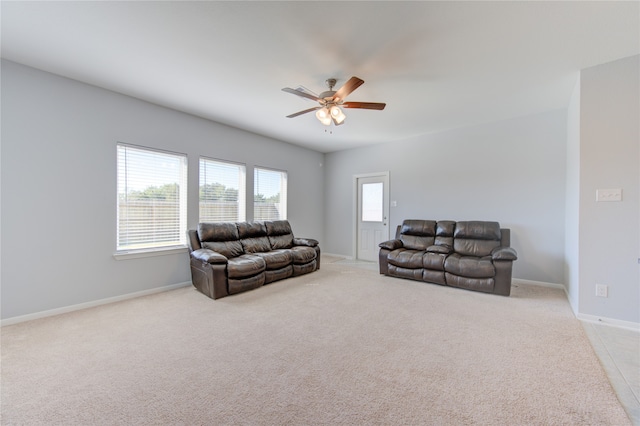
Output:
[282,76,386,126]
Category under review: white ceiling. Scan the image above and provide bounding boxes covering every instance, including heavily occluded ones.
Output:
[2,1,638,153]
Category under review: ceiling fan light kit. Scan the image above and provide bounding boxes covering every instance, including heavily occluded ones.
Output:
[315,106,331,125]
[316,105,346,126]
[330,105,346,124]
[282,76,386,126]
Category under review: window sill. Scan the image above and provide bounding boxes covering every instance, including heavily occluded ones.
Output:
[113,246,189,261]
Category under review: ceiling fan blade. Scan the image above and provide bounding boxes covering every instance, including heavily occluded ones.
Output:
[342,102,386,110]
[286,106,320,118]
[332,76,364,101]
[282,87,321,102]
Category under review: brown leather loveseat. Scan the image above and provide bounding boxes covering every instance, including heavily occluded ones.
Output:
[187,220,320,299]
[379,220,517,296]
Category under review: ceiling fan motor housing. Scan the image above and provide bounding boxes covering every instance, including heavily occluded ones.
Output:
[319,90,337,102]
[320,78,338,102]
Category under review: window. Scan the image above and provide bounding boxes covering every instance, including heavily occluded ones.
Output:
[199,158,246,222]
[117,144,188,251]
[361,182,384,222]
[254,167,287,221]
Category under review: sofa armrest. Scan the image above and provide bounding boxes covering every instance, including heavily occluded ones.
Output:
[293,237,319,247]
[191,248,228,264]
[491,246,518,261]
[379,239,403,250]
[427,244,452,254]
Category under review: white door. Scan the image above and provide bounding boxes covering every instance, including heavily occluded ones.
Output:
[356,174,389,262]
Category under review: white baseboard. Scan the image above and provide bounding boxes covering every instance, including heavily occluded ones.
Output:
[1,281,192,327]
[513,278,640,332]
[577,313,640,332]
[512,278,565,290]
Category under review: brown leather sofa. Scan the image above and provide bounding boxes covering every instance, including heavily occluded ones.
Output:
[379,220,517,296]
[187,220,320,299]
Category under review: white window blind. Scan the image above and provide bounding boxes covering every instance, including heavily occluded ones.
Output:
[117,144,188,251]
[254,167,287,221]
[199,158,246,222]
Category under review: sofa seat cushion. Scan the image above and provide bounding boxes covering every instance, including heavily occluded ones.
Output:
[388,249,424,269]
[290,246,317,264]
[444,254,495,278]
[227,254,266,278]
[423,252,447,271]
[445,274,494,293]
[293,260,317,276]
[228,273,265,295]
[388,264,424,280]
[423,269,446,285]
[254,249,293,270]
[265,265,293,283]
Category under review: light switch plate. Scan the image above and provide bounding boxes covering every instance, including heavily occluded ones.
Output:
[596,188,622,202]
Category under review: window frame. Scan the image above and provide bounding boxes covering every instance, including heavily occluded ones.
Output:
[115,143,188,258]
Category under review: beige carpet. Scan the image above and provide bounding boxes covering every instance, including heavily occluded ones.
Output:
[1,259,630,425]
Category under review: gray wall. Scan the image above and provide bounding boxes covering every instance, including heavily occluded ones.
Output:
[578,55,639,324]
[324,110,568,285]
[1,60,324,320]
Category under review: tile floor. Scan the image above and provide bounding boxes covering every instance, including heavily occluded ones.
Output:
[332,257,640,424]
[583,322,640,425]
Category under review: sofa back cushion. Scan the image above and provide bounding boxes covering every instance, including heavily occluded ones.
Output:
[266,220,294,249]
[399,220,436,250]
[453,221,501,257]
[198,222,244,259]
[238,221,272,253]
[435,220,455,248]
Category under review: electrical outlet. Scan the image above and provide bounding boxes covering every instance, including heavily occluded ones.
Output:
[595,284,608,298]
[596,188,622,202]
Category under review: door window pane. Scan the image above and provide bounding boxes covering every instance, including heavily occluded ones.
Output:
[362,182,383,222]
